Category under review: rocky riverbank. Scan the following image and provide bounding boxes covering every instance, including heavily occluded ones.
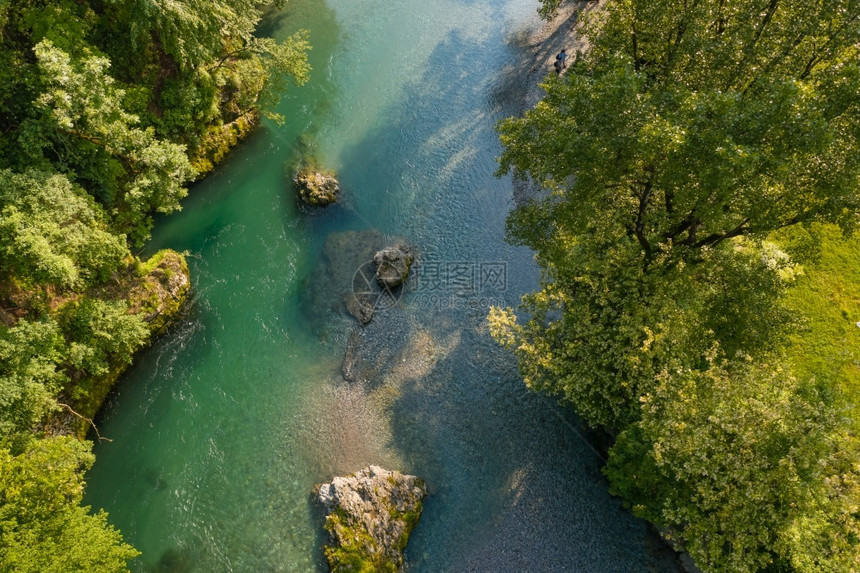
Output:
[53,250,191,438]
[517,0,603,108]
[511,0,605,205]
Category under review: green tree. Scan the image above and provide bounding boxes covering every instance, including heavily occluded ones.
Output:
[0,1,310,234]
[109,0,310,125]
[232,33,311,124]
[0,169,128,289]
[490,236,796,430]
[0,436,139,572]
[0,3,311,569]
[119,0,282,70]
[28,40,195,243]
[492,0,860,569]
[500,0,859,263]
[59,298,149,381]
[494,0,859,427]
[0,318,66,446]
[605,354,857,572]
[494,0,859,428]
[0,0,106,170]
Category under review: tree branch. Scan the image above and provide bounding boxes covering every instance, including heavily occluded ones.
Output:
[664,0,700,74]
[664,187,675,215]
[799,12,860,80]
[631,4,641,73]
[716,0,728,36]
[632,24,640,72]
[207,45,250,72]
[57,402,113,442]
[751,0,780,49]
[745,30,809,92]
[689,217,750,249]
[634,179,654,259]
[734,0,782,92]
[56,127,139,175]
[663,211,698,243]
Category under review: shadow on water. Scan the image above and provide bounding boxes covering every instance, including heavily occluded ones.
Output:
[153,546,194,573]
[332,30,508,254]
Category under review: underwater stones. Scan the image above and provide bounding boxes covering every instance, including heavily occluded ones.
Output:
[373,245,414,289]
[156,547,194,573]
[345,293,374,325]
[294,166,340,207]
[302,230,417,328]
[340,312,411,386]
[316,466,427,572]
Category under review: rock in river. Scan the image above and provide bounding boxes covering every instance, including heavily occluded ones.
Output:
[345,293,375,325]
[374,245,414,288]
[316,465,427,572]
[301,230,416,329]
[294,167,340,206]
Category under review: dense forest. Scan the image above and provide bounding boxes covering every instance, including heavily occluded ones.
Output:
[491,0,860,571]
[0,1,308,569]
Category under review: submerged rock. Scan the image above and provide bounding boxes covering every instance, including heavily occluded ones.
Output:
[316,466,427,572]
[374,245,414,288]
[302,229,387,325]
[340,312,412,386]
[301,230,415,329]
[345,293,375,325]
[294,166,340,207]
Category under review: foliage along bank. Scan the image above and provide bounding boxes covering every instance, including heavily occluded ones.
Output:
[491,1,859,571]
[0,1,309,570]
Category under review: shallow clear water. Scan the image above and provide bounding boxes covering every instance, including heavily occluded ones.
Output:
[85,1,678,571]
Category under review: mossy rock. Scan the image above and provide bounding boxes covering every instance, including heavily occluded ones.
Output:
[316,466,427,572]
[294,164,341,207]
[190,110,260,178]
[127,250,191,336]
[373,245,415,288]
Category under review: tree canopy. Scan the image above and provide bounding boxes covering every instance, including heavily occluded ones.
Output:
[0,169,128,289]
[500,0,859,261]
[0,1,311,570]
[0,436,139,572]
[0,318,66,450]
[30,39,195,242]
[0,0,310,241]
[492,0,860,570]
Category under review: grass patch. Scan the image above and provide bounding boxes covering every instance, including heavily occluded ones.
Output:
[777,224,860,401]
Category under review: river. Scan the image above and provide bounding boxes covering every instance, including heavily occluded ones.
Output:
[85,0,678,571]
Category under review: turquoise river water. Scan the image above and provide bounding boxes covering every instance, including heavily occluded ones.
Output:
[85,0,679,571]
